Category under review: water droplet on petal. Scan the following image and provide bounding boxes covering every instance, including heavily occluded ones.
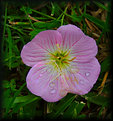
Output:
[50,89,56,94]
[41,69,46,74]
[49,82,55,88]
[85,72,90,77]
[79,80,84,84]
[59,89,67,97]
[39,74,43,77]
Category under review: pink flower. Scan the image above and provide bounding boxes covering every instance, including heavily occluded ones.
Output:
[21,24,100,102]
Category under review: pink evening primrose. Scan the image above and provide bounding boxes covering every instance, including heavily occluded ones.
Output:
[21,24,100,102]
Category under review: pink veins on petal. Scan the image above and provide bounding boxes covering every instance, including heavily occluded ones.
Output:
[21,24,100,102]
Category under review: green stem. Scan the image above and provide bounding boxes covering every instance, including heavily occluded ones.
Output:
[23,6,35,30]
[31,9,56,20]
[61,5,68,25]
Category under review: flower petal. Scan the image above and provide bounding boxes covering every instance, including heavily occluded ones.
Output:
[57,24,84,51]
[64,58,100,95]
[26,62,67,102]
[21,30,62,67]
[70,35,98,62]
[57,24,97,62]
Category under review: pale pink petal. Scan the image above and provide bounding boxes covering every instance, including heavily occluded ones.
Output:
[64,58,100,95]
[26,62,67,102]
[57,24,97,62]
[57,24,84,51]
[70,35,98,62]
[21,30,63,67]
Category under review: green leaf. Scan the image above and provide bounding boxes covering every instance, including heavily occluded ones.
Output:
[20,7,32,14]
[7,26,13,69]
[51,94,76,119]
[12,95,41,114]
[62,101,78,119]
[4,83,26,117]
[76,114,87,119]
[62,100,85,119]
[13,95,39,104]
[93,1,110,12]
[82,92,110,106]
[3,80,10,88]
[101,55,111,73]
[75,101,85,115]
[83,13,110,31]
[2,89,12,109]
[33,20,60,29]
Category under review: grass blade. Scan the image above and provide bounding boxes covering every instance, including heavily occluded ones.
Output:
[51,94,76,119]
[4,82,26,117]
[7,27,12,69]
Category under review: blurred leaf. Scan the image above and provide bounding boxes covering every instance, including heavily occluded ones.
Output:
[10,79,17,91]
[7,26,13,69]
[83,13,110,32]
[101,55,111,73]
[13,95,39,104]
[33,20,60,29]
[3,80,10,88]
[12,95,41,114]
[71,8,82,23]
[93,1,110,12]
[4,83,26,117]
[62,101,78,119]
[51,2,55,16]
[31,8,55,20]
[75,101,85,115]
[61,100,85,119]
[20,7,32,14]
[82,92,110,106]
[20,100,37,119]
[76,114,87,119]
[50,94,75,119]
[2,89,12,109]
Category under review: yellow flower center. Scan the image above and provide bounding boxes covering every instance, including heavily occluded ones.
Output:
[48,44,76,72]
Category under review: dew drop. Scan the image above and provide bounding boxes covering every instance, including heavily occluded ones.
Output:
[79,80,84,84]
[41,69,46,74]
[49,82,55,88]
[85,72,90,77]
[50,89,56,94]
[59,90,67,97]
[39,73,43,77]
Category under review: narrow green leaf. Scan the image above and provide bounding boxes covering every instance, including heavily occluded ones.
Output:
[62,101,78,119]
[11,95,41,114]
[4,83,26,117]
[93,1,110,12]
[31,8,56,20]
[13,95,39,104]
[75,101,85,115]
[6,24,26,35]
[61,5,68,25]
[51,94,75,119]
[83,13,109,31]
[22,6,35,30]
[51,2,55,16]
[7,27,12,69]
[82,92,110,106]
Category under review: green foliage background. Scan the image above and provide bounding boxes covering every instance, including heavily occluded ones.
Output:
[1,0,112,120]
